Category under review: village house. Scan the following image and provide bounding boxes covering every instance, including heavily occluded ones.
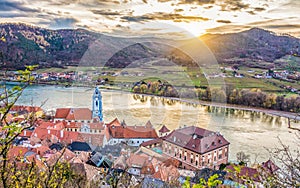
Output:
[105,118,159,147]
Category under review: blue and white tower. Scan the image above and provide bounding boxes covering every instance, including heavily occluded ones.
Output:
[92,87,103,122]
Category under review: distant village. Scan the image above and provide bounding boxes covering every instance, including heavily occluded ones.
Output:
[3,87,281,187]
[2,64,300,94]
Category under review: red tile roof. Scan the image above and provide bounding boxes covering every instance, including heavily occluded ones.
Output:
[141,138,162,147]
[32,126,81,144]
[226,165,261,182]
[54,108,70,119]
[65,122,81,129]
[126,153,149,168]
[55,108,92,120]
[107,124,158,139]
[262,159,279,174]
[106,118,121,127]
[8,146,29,160]
[163,126,229,154]
[79,133,105,147]
[33,145,50,156]
[158,125,170,133]
[10,105,43,113]
[19,129,33,137]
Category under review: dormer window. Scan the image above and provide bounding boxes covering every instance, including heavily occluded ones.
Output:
[212,142,215,146]
[218,139,222,144]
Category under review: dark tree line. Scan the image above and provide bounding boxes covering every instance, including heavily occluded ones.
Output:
[132,80,300,113]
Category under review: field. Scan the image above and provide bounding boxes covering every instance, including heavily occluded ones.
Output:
[36,62,299,95]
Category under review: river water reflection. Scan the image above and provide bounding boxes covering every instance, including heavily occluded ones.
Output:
[16,85,298,163]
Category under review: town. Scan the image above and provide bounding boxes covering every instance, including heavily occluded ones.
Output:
[4,87,280,187]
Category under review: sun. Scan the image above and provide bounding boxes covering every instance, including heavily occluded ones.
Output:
[178,22,208,37]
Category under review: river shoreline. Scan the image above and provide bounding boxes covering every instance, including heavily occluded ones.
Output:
[5,80,300,125]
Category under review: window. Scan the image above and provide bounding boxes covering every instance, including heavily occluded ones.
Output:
[196,161,198,166]
[137,141,139,144]
[184,156,186,161]
[179,154,182,158]
[214,156,216,161]
[191,159,193,164]
[219,154,222,159]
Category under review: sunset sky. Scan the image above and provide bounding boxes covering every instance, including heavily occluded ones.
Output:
[0,0,299,38]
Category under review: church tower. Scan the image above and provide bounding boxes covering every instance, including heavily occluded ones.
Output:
[92,87,103,122]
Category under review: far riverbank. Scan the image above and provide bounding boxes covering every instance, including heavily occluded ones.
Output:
[4,80,300,128]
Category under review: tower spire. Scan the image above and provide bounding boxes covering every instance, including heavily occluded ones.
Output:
[92,87,103,121]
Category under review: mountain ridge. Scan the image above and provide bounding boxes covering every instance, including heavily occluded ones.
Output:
[0,23,299,70]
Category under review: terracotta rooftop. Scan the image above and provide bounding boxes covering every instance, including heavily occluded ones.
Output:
[226,165,261,182]
[107,124,158,139]
[262,159,280,174]
[126,153,149,168]
[54,108,70,119]
[32,126,82,144]
[10,105,43,113]
[8,146,29,160]
[141,138,162,147]
[19,129,33,137]
[55,108,92,120]
[163,126,229,154]
[79,132,105,147]
[106,118,121,127]
[158,125,170,133]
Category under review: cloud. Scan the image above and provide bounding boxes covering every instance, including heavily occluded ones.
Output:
[0,12,27,18]
[219,0,249,11]
[264,24,300,29]
[253,7,265,12]
[174,9,184,12]
[91,9,123,16]
[177,0,215,5]
[48,18,79,29]
[0,0,37,12]
[121,12,209,23]
[216,19,231,23]
[205,24,251,33]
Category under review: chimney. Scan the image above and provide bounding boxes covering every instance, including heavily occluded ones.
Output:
[60,130,64,138]
[193,134,197,139]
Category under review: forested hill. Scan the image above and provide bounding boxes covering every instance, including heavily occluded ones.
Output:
[200,28,300,63]
[0,23,299,70]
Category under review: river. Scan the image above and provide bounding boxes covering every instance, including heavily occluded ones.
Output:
[16,85,299,163]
